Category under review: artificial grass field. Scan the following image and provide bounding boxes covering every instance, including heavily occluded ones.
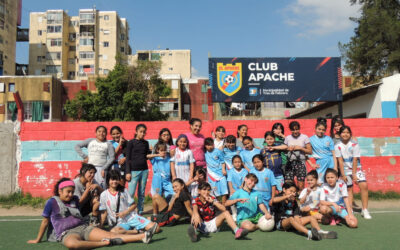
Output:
[1,210,399,250]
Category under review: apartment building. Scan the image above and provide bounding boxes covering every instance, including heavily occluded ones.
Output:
[29,9,130,80]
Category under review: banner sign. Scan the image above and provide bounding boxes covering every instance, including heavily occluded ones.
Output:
[209,57,342,102]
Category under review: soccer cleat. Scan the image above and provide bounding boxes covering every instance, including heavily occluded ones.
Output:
[142,230,153,244]
[361,209,372,219]
[319,230,338,239]
[310,228,322,241]
[187,225,197,242]
[235,228,249,239]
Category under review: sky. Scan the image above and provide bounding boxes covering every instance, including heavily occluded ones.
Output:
[16,0,361,78]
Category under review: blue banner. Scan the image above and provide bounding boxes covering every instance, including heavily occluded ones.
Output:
[209,57,342,102]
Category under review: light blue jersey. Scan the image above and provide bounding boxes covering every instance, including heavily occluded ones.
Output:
[230,188,263,222]
[205,148,225,179]
[250,167,277,208]
[240,148,261,171]
[150,156,174,198]
[223,146,242,171]
[227,168,248,193]
[310,135,335,182]
[151,156,171,179]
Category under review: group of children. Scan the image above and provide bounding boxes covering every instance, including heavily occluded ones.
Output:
[28,117,371,248]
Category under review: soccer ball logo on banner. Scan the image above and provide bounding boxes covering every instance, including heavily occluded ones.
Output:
[217,62,242,96]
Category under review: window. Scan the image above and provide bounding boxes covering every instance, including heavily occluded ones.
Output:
[79,51,95,59]
[0,35,3,44]
[202,104,208,113]
[172,80,179,89]
[9,83,15,92]
[120,47,125,53]
[138,53,149,61]
[184,104,190,113]
[168,67,173,71]
[68,71,75,79]
[104,15,109,20]
[37,56,42,62]
[69,46,76,51]
[68,58,75,64]
[103,54,108,60]
[43,102,50,120]
[46,65,61,74]
[35,69,41,75]
[47,38,62,47]
[120,34,125,40]
[103,69,109,75]
[46,52,61,60]
[69,33,76,41]
[80,13,95,23]
[79,65,94,75]
[80,38,94,46]
[6,102,17,121]
[201,84,208,93]
[47,25,62,33]
[103,41,109,47]
[38,30,42,36]
[0,82,4,92]
[151,53,160,61]
[47,12,63,24]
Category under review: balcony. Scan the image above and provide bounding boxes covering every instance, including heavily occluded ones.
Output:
[16,64,28,76]
[80,32,94,37]
[17,28,29,42]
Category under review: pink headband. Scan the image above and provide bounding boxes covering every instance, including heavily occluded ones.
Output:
[59,180,75,189]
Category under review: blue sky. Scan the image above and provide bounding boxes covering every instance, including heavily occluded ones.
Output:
[17,0,360,77]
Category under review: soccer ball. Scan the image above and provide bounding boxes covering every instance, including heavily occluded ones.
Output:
[257,216,275,232]
[224,75,235,84]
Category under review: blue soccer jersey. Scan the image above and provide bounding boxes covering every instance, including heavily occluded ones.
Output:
[205,148,225,179]
[227,168,248,192]
[310,135,335,178]
[229,188,263,222]
[150,156,171,179]
[223,146,242,171]
[240,148,261,171]
[250,167,277,206]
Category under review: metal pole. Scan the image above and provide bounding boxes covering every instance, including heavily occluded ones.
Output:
[338,101,343,118]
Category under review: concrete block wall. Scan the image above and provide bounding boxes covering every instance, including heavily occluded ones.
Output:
[18,119,400,197]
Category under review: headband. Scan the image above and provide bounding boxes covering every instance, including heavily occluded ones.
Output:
[59,180,75,189]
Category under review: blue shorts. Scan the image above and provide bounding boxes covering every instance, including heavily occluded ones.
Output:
[331,204,348,218]
[119,214,151,231]
[151,174,174,200]
[208,176,228,197]
[275,175,284,191]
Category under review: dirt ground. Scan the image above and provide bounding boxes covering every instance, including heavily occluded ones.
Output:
[0,200,399,217]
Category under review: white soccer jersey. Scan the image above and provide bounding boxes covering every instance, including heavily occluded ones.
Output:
[320,180,348,204]
[299,187,321,209]
[170,148,195,183]
[335,141,362,175]
[99,189,136,225]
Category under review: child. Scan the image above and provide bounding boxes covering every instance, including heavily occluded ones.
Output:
[150,143,175,211]
[272,181,336,240]
[250,154,277,210]
[154,128,175,157]
[170,134,195,187]
[213,126,226,150]
[272,122,288,174]
[73,163,103,219]
[151,178,193,227]
[99,170,159,235]
[309,121,337,183]
[299,170,323,222]
[204,137,228,204]
[188,182,248,242]
[236,124,248,148]
[225,173,273,232]
[28,178,153,247]
[261,131,288,191]
[239,136,261,171]
[126,124,151,215]
[223,135,242,172]
[319,169,358,228]
[284,121,312,191]
[227,155,248,221]
[110,126,128,181]
[75,125,115,188]
[188,168,209,198]
[335,126,371,219]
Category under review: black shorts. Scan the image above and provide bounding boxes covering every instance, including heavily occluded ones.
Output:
[151,207,177,227]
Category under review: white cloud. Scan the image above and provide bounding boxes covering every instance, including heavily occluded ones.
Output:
[283,0,361,37]
[191,66,207,78]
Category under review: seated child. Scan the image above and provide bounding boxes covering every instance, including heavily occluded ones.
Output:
[99,170,159,235]
[28,178,154,248]
[319,169,358,228]
[188,168,210,198]
[225,173,273,232]
[272,181,337,240]
[151,178,193,227]
[299,170,325,223]
[188,182,249,242]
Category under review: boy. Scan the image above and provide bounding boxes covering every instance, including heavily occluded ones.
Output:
[188,182,248,242]
[225,173,273,232]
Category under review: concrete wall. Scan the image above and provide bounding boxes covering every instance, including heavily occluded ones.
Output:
[17,119,400,197]
[0,123,17,195]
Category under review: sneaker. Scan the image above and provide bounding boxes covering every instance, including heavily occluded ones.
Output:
[142,230,153,244]
[361,209,372,219]
[235,228,248,239]
[329,218,336,226]
[148,223,158,235]
[309,228,322,241]
[109,238,124,246]
[319,230,338,239]
[187,225,197,242]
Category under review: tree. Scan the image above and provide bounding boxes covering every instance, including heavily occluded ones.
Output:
[339,0,400,85]
[65,61,171,121]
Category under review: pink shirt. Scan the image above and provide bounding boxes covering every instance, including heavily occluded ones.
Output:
[185,132,205,167]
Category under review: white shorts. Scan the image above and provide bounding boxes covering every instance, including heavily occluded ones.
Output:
[345,170,367,187]
[198,217,219,233]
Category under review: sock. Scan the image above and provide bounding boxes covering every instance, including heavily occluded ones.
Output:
[307,230,312,238]
[318,229,328,234]
[234,227,239,233]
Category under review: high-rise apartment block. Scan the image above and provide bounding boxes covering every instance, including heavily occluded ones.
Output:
[29,9,130,80]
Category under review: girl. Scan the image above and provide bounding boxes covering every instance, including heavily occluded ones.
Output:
[227,155,248,221]
[150,143,174,209]
[309,121,337,184]
[75,125,115,188]
[28,178,153,248]
[154,128,175,157]
[110,126,127,182]
[204,137,228,205]
[213,126,226,150]
[272,122,288,173]
[284,121,312,191]
[185,118,206,170]
[335,126,371,219]
[330,115,344,145]
[73,163,103,218]
[236,124,248,148]
[299,170,324,222]
[151,178,193,227]
[250,154,277,209]
[319,169,358,228]
[272,181,336,240]
[261,131,288,191]
[223,135,242,172]
[187,168,208,198]
[99,170,159,235]
[126,124,151,215]
[239,136,261,171]
[170,134,195,187]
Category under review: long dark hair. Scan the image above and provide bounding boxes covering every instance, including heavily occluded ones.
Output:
[106,170,125,192]
[330,115,345,138]
[157,128,173,145]
[54,177,72,196]
[173,178,190,196]
[271,122,285,136]
[75,163,97,179]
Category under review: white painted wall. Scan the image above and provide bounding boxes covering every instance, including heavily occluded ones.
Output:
[380,74,400,102]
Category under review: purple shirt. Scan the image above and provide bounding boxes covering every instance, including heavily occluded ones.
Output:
[42,196,83,240]
[185,132,206,168]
